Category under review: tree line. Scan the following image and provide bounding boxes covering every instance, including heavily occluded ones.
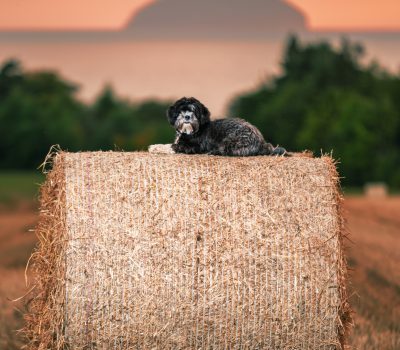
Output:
[1,36,399,187]
[0,60,174,169]
[229,36,400,187]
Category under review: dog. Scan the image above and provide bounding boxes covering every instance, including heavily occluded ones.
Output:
[166,97,287,156]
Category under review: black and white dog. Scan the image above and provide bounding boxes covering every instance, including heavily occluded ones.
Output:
[166,97,286,156]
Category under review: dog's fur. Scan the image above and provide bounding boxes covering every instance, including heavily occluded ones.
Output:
[167,97,286,156]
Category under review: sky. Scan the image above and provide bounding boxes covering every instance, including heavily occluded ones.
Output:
[0,0,399,31]
[286,0,400,31]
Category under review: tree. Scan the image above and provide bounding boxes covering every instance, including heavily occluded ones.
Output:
[229,35,400,187]
[0,60,175,169]
[83,86,173,151]
[0,61,84,169]
[297,89,399,186]
[0,59,23,99]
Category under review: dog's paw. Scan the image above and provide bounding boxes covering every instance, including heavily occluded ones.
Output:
[148,144,175,154]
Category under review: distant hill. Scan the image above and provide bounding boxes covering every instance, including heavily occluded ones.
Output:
[125,0,307,39]
[2,0,399,43]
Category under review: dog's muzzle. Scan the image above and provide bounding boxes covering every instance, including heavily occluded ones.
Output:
[179,123,195,135]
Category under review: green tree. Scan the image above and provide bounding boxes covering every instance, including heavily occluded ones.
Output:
[229,35,400,187]
[0,59,23,98]
[0,60,175,169]
[0,61,84,169]
[297,89,399,186]
[83,85,133,150]
[131,101,174,150]
[83,86,173,151]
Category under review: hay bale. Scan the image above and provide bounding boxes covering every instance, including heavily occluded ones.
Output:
[25,152,351,349]
[364,182,388,198]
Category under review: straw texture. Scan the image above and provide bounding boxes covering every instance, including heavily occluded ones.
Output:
[25,151,350,349]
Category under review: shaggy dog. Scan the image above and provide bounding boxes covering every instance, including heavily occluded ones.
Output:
[166,97,287,156]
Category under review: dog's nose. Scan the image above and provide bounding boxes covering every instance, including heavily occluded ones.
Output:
[184,115,191,121]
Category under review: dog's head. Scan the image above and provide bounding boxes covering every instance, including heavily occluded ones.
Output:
[167,97,210,135]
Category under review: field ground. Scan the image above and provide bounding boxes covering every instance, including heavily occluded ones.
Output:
[0,182,399,348]
[345,197,400,349]
[0,207,37,349]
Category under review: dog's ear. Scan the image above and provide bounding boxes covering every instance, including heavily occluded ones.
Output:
[166,104,176,125]
[199,101,211,125]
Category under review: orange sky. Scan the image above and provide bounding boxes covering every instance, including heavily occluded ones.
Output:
[286,0,400,31]
[0,0,151,30]
[0,0,399,31]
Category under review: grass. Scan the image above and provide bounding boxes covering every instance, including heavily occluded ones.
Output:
[0,172,44,205]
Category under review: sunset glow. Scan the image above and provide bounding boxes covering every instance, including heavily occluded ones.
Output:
[0,0,399,31]
[0,0,153,30]
[286,0,400,31]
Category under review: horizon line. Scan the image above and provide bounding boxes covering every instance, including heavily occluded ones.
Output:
[0,26,400,34]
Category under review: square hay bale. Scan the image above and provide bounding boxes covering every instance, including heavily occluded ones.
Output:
[25,151,351,349]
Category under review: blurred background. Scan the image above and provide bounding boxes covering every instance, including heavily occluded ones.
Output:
[0,0,399,348]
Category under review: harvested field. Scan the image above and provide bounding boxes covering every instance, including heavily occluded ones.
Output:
[0,207,37,349]
[345,197,400,350]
